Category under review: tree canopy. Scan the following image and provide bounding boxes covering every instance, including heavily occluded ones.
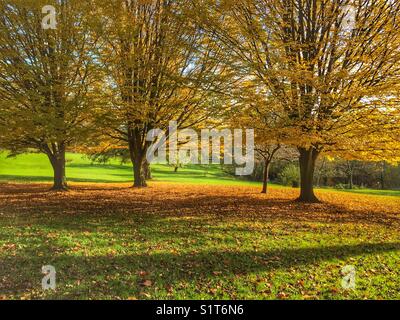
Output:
[0,0,399,201]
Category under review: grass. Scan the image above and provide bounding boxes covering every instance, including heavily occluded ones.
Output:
[0,183,399,300]
[0,152,259,186]
[338,188,400,197]
[0,152,398,196]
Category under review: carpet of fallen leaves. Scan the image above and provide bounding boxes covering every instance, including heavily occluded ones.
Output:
[0,182,399,300]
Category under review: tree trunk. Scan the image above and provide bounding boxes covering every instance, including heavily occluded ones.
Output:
[174,158,180,172]
[48,149,67,191]
[316,158,326,187]
[347,161,354,189]
[349,172,353,189]
[380,161,386,190]
[131,154,147,187]
[297,147,320,203]
[128,135,147,188]
[261,160,270,194]
[143,160,152,180]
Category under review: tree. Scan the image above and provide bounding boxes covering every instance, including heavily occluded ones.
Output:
[0,0,100,190]
[257,144,280,193]
[231,90,286,194]
[229,77,298,193]
[94,0,225,187]
[193,0,400,202]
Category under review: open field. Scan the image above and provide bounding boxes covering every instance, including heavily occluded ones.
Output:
[0,182,399,300]
[0,152,259,186]
[1,152,399,197]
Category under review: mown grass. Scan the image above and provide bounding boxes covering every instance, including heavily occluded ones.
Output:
[0,152,260,186]
[0,152,399,197]
[338,188,400,197]
[0,183,399,300]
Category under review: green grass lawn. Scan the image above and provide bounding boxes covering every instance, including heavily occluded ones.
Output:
[0,183,399,300]
[337,188,400,197]
[0,152,259,186]
[1,152,399,197]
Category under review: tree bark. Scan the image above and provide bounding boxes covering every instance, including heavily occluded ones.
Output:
[349,172,353,189]
[261,160,270,194]
[316,158,326,187]
[143,160,152,180]
[380,161,386,190]
[297,147,320,203]
[131,153,147,187]
[346,161,354,189]
[48,148,67,191]
[128,131,148,188]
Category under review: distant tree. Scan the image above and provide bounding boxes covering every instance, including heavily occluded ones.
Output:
[230,81,297,193]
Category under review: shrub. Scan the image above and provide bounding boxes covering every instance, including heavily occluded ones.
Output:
[278,164,300,187]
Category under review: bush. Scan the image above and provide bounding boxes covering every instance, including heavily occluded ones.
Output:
[278,164,300,187]
[334,183,360,190]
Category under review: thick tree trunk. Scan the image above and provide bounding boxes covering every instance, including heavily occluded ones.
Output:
[128,135,147,188]
[261,161,270,194]
[48,149,67,191]
[132,154,147,187]
[297,147,320,203]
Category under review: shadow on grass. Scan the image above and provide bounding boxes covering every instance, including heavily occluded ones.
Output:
[1,242,399,297]
[0,174,133,184]
[67,163,132,170]
[0,166,235,183]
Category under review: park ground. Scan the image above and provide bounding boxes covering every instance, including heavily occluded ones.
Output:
[0,153,399,299]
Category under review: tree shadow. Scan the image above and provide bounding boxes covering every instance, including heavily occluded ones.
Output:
[1,242,399,297]
[0,174,134,184]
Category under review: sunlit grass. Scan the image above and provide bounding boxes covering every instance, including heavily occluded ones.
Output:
[0,152,260,186]
[0,183,399,300]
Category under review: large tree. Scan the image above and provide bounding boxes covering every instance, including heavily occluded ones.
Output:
[0,0,100,190]
[193,0,400,202]
[94,0,226,187]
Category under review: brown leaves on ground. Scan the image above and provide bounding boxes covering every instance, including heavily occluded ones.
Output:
[0,182,399,228]
[140,280,153,287]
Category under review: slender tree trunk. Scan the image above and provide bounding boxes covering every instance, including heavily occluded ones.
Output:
[349,172,353,189]
[143,160,152,180]
[346,161,354,189]
[316,158,326,187]
[297,147,320,203]
[174,158,180,172]
[380,161,386,190]
[48,148,67,191]
[261,160,270,194]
